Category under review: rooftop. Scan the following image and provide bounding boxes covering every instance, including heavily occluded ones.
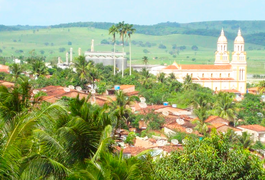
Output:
[238,125,265,132]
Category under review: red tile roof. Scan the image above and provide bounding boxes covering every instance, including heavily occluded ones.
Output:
[164,64,232,70]
[192,77,235,81]
[181,65,232,70]
[0,80,14,88]
[204,116,229,124]
[164,65,179,69]
[122,146,148,156]
[238,125,265,132]
[0,65,9,73]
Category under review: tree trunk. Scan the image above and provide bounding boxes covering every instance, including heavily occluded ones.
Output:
[129,38,132,76]
[114,42,116,75]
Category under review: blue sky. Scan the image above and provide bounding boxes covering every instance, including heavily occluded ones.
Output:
[0,0,264,26]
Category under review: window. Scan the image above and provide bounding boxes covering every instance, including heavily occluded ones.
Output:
[228,73,230,77]
[211,73,213,78]
[202,73,204,78]
[219,73,221,78]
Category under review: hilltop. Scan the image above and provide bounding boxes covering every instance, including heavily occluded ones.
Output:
[0,21,265,74]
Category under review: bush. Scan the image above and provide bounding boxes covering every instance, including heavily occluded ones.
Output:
[59,47,66,52]
[68,41,72,45]
[124,132,136,145]
[159,44,167,49]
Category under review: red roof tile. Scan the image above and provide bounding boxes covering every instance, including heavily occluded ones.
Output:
[238,125,265,132]
[181,64,231,70]
[0,65,9,73]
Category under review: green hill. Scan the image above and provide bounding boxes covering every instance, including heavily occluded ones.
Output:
[0,26,264,74]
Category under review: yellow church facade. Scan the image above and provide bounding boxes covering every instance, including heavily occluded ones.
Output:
[160,29,247,94]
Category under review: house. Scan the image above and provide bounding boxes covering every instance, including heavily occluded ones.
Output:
[0,64,9,73]
[208,123,242,135]
[247,87,259,95]
[237,125,265,142]
[204,116,230,125]
[163,115,198,137]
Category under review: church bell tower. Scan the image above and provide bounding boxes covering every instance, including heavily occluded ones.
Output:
[215,28,230,65]
[231,29,247,93]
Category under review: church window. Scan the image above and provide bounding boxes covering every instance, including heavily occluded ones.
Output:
[202,73,204,78]
[219,73,221,78]
[241,46,243,51]
[211,73,213,78]
[238,46,239,51]
[228,73,230,77]
[191,73,193,78]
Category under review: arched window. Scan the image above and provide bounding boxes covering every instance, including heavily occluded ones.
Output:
[219,73,221,78]
[241,46,243,51]
[238,46,239,51]
[202,73,204,78]
[191,73,193,78]
[211,73,213,78]
[228,73,230,77]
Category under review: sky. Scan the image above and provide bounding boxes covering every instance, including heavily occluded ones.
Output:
[0,0,265,26]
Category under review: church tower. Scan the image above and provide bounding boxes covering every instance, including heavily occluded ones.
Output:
[215,28,230,65]
[231,29,247,93]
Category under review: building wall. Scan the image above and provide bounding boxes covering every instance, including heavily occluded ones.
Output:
[237,128,265,142]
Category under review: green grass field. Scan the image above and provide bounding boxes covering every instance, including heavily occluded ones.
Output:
[0,27,265,74]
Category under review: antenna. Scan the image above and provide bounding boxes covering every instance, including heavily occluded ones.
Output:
[157,140,167,146]
[176,118,184,125]
[171,139,179,145]
[76,86,82,91]
[186,128,193,133]
[138,102,147,108]
[33,90,39,94]
[162,111,169,116]
[140,97,146,103]
[68,85,75,89]
[63,87,70,92]
[91,89,96,94]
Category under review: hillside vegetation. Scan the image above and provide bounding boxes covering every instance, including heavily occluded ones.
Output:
[0,21,265,74]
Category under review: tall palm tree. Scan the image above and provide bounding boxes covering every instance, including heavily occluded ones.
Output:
[110,90,134,134]
[109,25,118,76]
[116,21,126,78]
[74,55,90,87]
[142,56,148,65]
[126,24,136,76]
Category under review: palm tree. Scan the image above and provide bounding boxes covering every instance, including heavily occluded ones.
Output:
[126,24,136,76]
[109,25,118,76]
[74,55,90,87]
[116,21,126,78]
[9,63,24,81]
[110,90,134,134]
[193,106,210,135]
[214,92,237,125]
[27,56,48,78]
[168,72,176,80]
[158,72,166,83]
[142,56,148,65]
[237,132,254,150]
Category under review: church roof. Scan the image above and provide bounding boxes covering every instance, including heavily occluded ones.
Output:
[164,64,232,70]
[234,29,244,44]
[217,28,227,44]
[180,64,231,70]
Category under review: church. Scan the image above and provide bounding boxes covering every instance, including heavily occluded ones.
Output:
[157,29,247,94]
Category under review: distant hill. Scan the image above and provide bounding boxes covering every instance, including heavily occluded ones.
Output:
[0,25,18,31]
[0,27,264,74]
